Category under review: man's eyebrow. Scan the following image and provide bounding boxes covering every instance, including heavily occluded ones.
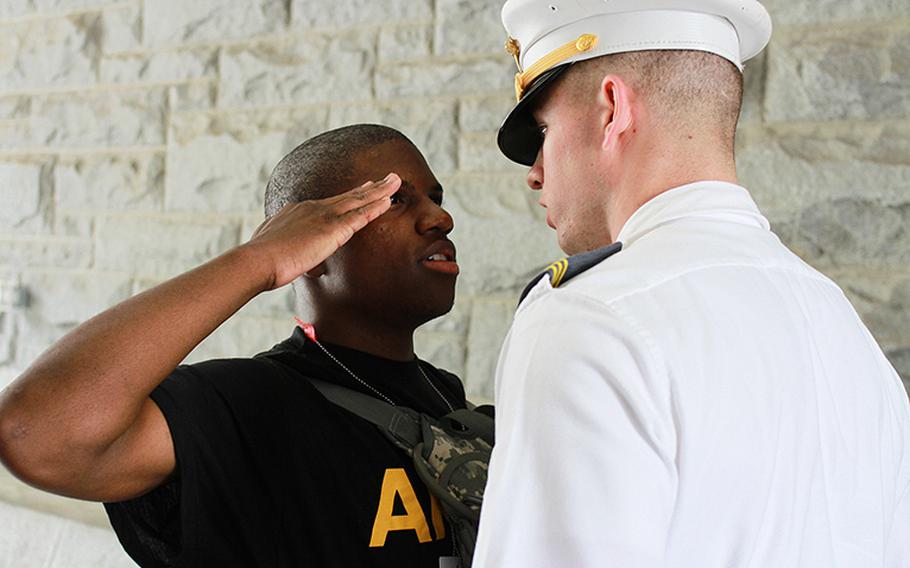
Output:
[399,180,443,195]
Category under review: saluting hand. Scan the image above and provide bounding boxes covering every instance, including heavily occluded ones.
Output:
[246,173,402,291]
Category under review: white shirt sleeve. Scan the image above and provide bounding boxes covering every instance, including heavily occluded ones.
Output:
[474,291,677,568]
[887,480,910,567]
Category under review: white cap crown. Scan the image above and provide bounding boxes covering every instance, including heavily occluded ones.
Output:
[496,0,772,165]
[503,0,771,99]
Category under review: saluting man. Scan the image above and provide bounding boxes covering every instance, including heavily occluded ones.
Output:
[473,1,910,566]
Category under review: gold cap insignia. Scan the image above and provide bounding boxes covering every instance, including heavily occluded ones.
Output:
[505,36,522,71]
[575,33,597,52]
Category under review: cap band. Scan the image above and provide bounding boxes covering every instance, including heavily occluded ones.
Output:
[513,33,598,101]
[518,10,742,74]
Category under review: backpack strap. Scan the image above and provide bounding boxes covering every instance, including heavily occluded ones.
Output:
[262,354,490,447]
[438,409,495,446]
[306,377,422,448]
[260,355,422,448]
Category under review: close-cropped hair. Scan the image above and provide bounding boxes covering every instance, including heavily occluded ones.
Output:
[264,124,413,217]
[567,49,744,151]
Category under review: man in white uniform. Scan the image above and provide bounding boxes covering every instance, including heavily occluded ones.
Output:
[473,1,910,566]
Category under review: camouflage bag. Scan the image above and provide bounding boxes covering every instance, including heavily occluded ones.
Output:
[304,377,494,568]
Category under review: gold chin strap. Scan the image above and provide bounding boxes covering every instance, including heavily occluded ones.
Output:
[511,33,598,101]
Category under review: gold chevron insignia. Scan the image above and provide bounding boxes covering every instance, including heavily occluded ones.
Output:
[546,258,569,288]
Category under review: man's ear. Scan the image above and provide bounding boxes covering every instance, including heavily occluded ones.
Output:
[303,262,326,278]
[599,74,633,153]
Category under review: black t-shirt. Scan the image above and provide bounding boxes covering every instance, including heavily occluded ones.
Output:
[104,327,466,567]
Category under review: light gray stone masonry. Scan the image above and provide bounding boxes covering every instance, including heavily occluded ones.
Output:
[0,88,168,150]
[435,0,504,56]
[0,0,907,560]
[0,498,132,566]
[144,0,287,48]
[766,25,910,122]
[292,0,433,29]
[0,162,44,229]
[219,32,376,109]
[0,14,101,93]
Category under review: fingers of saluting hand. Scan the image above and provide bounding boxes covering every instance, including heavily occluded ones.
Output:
[328,173,401,213]
[243,173,402,291]
[331,174,401,240]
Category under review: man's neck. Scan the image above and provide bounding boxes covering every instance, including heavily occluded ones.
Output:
[304,316,416,362]
[606,140,737,242]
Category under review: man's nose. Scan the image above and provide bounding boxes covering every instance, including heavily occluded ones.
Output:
[526,155,543,190]
[418,203,454,235]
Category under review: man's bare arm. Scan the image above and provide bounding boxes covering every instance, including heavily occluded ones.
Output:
[0,175,400,502]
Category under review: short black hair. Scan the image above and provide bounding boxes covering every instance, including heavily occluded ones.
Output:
[264,124,413,217]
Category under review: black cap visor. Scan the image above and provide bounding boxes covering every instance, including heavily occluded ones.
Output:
[497,63,572,167]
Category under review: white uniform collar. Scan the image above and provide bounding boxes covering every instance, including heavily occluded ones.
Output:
[615,181,770,248]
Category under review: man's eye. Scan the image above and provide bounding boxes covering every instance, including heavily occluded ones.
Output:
[390,192,403,205]
[538,125,548,138]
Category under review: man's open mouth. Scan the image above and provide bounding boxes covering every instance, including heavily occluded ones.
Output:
[421,241,459,275]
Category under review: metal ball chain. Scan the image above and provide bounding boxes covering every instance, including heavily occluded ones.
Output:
[311,338,454,413]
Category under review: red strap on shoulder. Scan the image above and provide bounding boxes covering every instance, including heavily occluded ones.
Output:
[293,317,318,343]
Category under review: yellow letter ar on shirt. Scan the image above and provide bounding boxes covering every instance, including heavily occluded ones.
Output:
[369,468,446,547]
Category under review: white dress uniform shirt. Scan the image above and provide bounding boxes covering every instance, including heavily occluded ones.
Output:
[473,181,910,568]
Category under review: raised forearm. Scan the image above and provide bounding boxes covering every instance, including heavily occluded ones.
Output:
[0,244,270,457]
[0,174,398,491]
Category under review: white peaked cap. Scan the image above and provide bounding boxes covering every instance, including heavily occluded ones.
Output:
[497,0,773,165]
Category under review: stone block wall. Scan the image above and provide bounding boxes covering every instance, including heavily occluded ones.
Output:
[0,0,908,563]
[0,499,132,567]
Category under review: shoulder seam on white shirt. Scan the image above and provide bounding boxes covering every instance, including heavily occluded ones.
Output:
[577,260,841,306]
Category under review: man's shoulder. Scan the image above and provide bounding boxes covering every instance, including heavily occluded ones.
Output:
[168,331,312,382]
[518,225,820,327]
[170,355,289,385]
[158,347,322,408]
[572,223,812,299]
[515,243,648,317]
[180,355,277,375]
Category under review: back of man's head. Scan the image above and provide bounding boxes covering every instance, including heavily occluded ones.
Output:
[565,49,744,153]
[264,124,411,217]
